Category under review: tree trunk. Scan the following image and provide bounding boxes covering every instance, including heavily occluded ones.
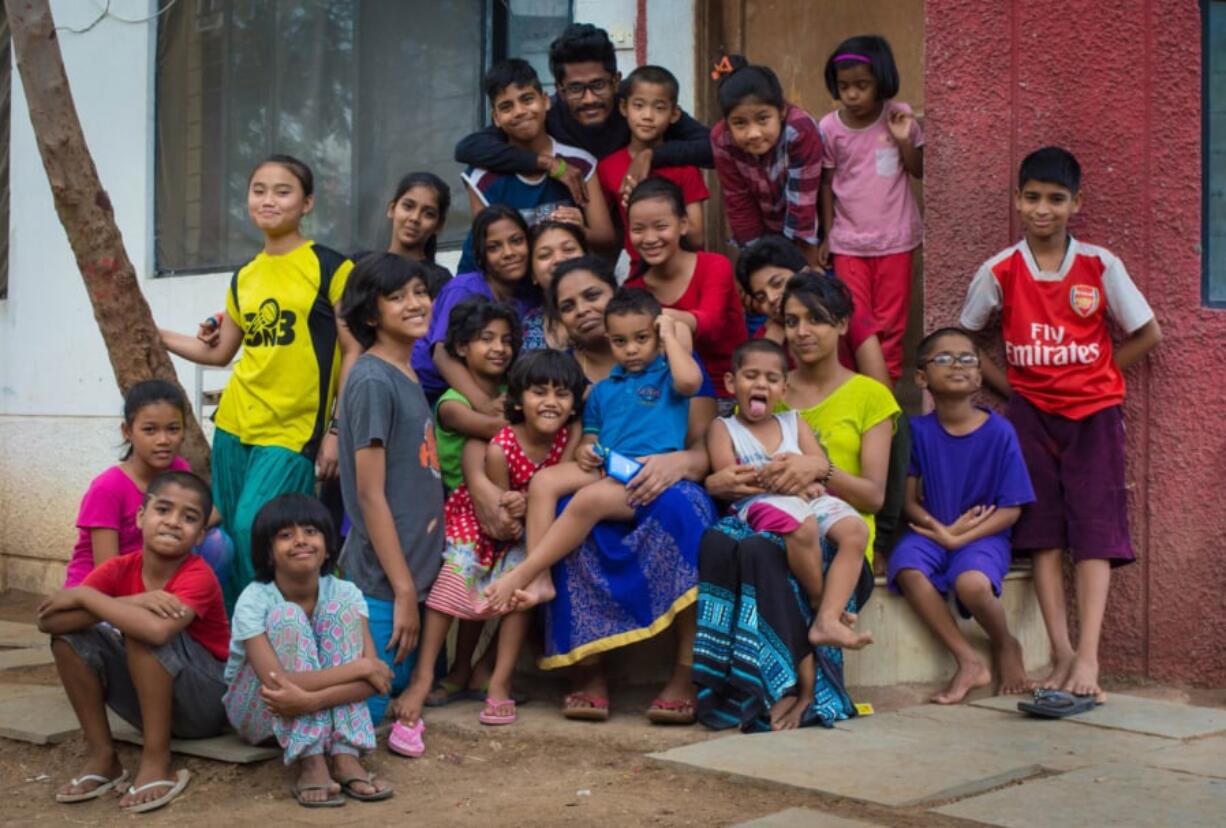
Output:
[4,0,210,475]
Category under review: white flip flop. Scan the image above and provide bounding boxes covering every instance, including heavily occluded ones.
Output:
[55,768,130,803]
[121,768,191,814]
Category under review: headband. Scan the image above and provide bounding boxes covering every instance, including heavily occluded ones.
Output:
[834,53,871,64]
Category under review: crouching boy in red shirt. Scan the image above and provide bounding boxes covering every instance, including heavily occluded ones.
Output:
[38,470,230,814]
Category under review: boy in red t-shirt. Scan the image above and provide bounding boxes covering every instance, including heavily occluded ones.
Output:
[38,471,230,814]
[597,65,709,263]
[960,147,1162,703]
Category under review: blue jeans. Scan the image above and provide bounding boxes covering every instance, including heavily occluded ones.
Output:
[363,596,421,724]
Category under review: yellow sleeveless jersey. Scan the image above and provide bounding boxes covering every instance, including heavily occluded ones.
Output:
[215,241,353,458]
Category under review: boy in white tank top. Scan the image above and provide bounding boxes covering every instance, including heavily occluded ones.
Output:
[706,339,872,651]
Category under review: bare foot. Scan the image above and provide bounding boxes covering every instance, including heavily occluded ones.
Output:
[769,695,800,730]
[330,753,391,798]
[931,658,992,704]
[288,755,339,805]
[484,569,528,613]
[773,655,816,730]
[809,616,873,650]
[118,752,177,809]
[57,749,123,799]
[840,610,858,627]
[994,635,1033,695]
[1062,654,1105,701]
[511,572,556,610]
[1040,650,1076,690]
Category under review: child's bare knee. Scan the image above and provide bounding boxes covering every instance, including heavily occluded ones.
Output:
[953,570,992,601]
[790,517,819,547]
[895,568,931,592]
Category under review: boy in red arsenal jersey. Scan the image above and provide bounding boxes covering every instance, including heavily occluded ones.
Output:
[959,147,1162,703]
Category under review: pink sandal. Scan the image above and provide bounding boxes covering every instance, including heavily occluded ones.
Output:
[478,698,518,726]
[388,719,425,757]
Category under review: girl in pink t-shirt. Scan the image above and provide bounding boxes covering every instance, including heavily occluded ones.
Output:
[66,380,230,586]
[817,35,923,383]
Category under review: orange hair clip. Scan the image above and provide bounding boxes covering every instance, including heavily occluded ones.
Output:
[711,55,734,81]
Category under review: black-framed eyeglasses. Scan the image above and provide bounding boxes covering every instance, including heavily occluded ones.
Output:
[921,353,980,368]
[560,78,614,100]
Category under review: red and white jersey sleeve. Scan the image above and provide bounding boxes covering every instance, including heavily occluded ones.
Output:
[960,238,1154,420]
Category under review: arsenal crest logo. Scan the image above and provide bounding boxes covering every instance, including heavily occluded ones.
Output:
[1069,284,1100,318]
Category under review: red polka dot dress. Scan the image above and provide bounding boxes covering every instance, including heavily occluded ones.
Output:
[425,424,570,620]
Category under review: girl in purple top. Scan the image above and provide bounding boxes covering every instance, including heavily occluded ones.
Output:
[410,206,541,406]
[888,328,1035,705]
[67,381,228,587]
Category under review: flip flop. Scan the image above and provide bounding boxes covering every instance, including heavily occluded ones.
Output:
[121,768,191,814]
[56,769,130,803]
[1017,688,1098,719]
[478,697,518,726]
[424,679,468,708]
[290,783,346,808]
[336,773,394,802]
[388,719,426,758]
[646,697,697,725]
[562,691,610,721]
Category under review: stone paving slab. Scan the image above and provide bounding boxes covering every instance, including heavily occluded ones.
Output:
[0,620,46,649]
[110,719,279,763]
[934,763,1226,827]
[735,808,881,827]
[649,723,1041,807]
[970,692,1226,739]
[0,684,83,744]
[0,646,54,670]
[0,681,276,762]
[1140,736,1226,779]
[850,703,1172,771]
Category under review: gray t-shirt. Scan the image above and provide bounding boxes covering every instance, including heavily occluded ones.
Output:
[338,354,444,601]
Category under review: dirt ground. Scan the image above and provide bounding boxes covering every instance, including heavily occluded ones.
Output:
[2,590,1223,828]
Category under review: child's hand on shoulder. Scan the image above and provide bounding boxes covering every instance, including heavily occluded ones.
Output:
[577,444,603,473]
[887,104,915,145]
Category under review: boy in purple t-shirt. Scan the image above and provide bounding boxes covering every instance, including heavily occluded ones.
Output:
[887,328,1035,705]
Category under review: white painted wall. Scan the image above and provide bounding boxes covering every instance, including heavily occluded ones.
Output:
[0,0,696,592]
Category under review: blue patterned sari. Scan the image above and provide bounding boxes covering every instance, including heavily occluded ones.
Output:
[540,481,717,669]
[693,517,867,732]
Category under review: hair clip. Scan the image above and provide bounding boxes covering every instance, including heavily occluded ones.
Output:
[833,53,872,64]
[711,55,734,81]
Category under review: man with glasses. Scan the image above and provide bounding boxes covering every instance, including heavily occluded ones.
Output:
[455,24,713,209]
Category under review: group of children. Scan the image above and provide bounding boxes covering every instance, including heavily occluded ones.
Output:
[38,21,1160,815]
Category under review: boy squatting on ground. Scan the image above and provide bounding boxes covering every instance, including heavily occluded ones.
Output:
[38,471,230,814]
[706,338,873,653]
[482,287,704,611]
[887,329,1036,704]
[960,146,1162,701]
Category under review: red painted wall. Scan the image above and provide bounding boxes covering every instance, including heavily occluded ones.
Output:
[925,1,1225,684]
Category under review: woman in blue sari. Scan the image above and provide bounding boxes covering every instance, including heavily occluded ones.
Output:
[464,258,717,722]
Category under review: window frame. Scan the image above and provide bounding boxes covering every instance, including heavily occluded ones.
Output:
[152,0,571,278]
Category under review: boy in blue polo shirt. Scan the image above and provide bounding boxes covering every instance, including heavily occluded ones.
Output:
[483,288,702,611]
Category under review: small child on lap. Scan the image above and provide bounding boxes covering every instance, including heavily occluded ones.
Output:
[706,339,872,658]
[38,471,229,814]
[483,288,703,611]
[888,329,1036,704]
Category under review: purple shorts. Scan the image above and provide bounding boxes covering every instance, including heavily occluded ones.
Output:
[887,531,1011,617]
[1006,395,1135,565]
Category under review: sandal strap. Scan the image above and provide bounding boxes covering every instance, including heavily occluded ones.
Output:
[127,778,178,796]
[69,773,113,786]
